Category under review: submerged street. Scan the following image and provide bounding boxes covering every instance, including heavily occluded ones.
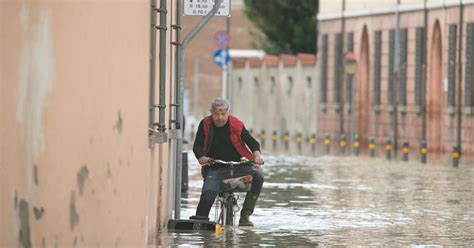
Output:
[158,154,474,247]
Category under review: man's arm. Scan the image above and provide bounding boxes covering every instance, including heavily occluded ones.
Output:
[241,127,264,165]
[193,121,211,165]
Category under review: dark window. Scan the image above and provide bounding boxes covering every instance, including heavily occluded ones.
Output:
[333,33,342,104]
[448,24,457,107]
[287,76,293,95]
[388,29,396,105]
[399,28,408,106]
[346,32,354,105]
[270,76,276,95]
[465,23,474,107]
[320,34,328,103]
[307,76,312,88]
[373,31,382,106]
[414,27,425,106]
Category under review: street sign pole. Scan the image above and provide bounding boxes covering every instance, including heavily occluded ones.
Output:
[174,0,223,220]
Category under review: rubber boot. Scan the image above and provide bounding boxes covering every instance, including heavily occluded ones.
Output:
[239,192,259,227]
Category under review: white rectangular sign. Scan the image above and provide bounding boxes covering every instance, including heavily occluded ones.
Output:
[183,0,231,17]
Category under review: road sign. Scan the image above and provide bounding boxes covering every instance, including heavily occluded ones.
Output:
[183,0,231,17]
[213,30,231,48]
[213,49,230,68]
[344,51,357,75]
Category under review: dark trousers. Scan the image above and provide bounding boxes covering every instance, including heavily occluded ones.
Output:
[195,165,264,217]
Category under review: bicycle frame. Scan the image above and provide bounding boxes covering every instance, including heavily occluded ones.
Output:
[206,158,254,226]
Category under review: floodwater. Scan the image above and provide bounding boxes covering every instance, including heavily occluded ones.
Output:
[157,154,474,247]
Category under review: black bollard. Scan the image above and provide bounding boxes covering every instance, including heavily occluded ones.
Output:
[310,133,317,154]
[385,139,392,160]
[420,140,427,164]
[402,141,409,161]
[369,137,375,158]
[452,145,460,168]
[272,131,277,150]
[182,151,188,193]
[324,133,331,154]
[352,134,360,156]
[284,131,290,152]
[339,134,347,155]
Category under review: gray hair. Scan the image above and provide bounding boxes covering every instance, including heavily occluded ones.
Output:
[211,98,231,111]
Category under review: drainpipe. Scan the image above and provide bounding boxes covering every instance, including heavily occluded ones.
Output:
[172,0,223,220]
[148,0,168,148]
[157,0,167,133]
[456,0,463,156]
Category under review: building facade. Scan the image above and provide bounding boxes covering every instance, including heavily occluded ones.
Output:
[1,1,180,246]
[317,0,474,159]
[230,54,317,155]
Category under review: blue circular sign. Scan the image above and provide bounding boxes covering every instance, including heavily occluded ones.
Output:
[213,31,230,48]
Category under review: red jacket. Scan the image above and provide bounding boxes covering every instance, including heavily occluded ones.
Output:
[202,115,254,161]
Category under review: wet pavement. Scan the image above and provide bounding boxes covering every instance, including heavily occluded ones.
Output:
[157,154,474,247]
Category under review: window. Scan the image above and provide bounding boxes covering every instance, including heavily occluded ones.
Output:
[333,33,342,103]
[306,76,312,88]
[346,32,354,104]
[287,76,293,95]
[399,28,408,106]
[320,34,328,103]
[388,29,395,105]
[373,31,382,106]
[270,76,276,95]
[465,22,474,107]
[237,77,243,92]
[448,24,457,107]
[414,27,425,106]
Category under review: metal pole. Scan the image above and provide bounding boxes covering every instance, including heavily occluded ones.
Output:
[339,0,346,136]
[456,0,463,157]
[421,0,428,142]
[349,76,356,154]
[392,0,401,157]
[174,0,222,220]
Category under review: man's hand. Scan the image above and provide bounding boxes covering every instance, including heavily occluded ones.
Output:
[253,151,264,168]
[198,156,211,165]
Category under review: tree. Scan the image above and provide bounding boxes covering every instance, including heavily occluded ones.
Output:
[243,0,318,55]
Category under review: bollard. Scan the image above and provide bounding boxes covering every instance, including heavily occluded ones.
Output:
[296,132,303,152]
[420,140,427,164]
[309,133,317,154]
[352,134,360,156]
[324,133,331,154]
[402,141,409,161]
[369,137,375,158]
[283,131,290,152]
[259,130,266,149]
[182,151,188,193]
[339,134,347,155]
[272,131,277,150]
[385,139,393,160]
[452,145,460,168]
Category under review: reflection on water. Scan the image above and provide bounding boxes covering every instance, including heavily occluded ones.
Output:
[157,154,474,246]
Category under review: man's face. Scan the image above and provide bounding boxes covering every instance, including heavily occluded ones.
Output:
[211,105,229,127]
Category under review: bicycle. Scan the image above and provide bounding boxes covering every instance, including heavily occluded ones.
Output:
[205,158,255,227]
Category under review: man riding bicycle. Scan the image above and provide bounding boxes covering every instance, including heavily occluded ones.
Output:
[190,98,264,227]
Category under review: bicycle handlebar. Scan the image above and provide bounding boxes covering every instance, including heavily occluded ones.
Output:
[207,159,253,166]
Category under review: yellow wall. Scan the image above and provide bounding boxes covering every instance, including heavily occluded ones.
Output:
[1,1,176,247]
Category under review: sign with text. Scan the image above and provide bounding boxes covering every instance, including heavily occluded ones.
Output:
[183,0,231,17]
